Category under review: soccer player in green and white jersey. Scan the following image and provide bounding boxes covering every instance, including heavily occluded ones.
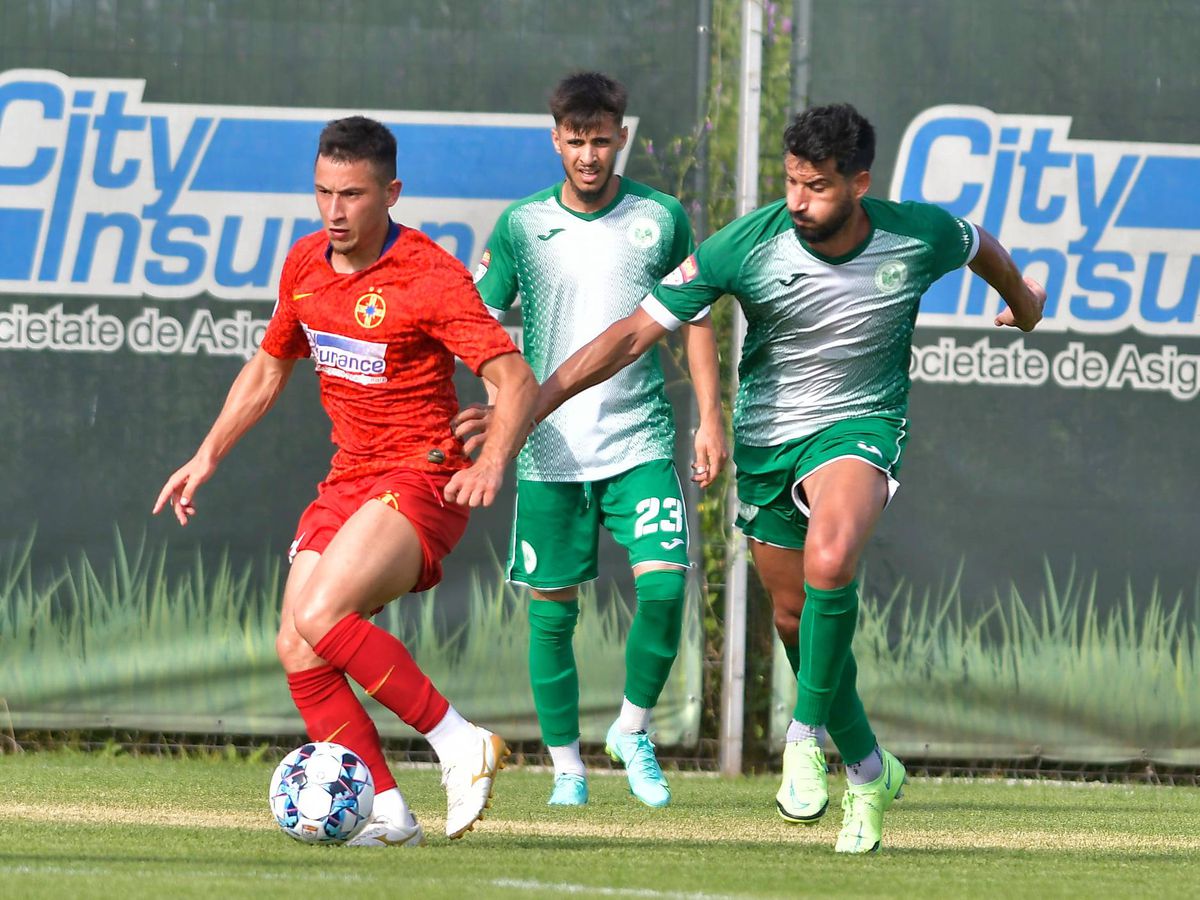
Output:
[459,73,727,809]
[531,103,1046,851]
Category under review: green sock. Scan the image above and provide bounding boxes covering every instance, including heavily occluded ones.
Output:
[624,569,686,708]
[793,581,859,728]
[826,651,876,766]
[783,640,874,760]
[528,598,580,746]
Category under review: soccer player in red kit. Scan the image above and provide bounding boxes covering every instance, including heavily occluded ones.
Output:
[154,116,537,846]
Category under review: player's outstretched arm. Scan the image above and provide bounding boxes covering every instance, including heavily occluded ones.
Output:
[152,349,297,525]
[682,313,728,489]
[970,226,1047,331]
[536,307,668,423]
[444,352,537,508]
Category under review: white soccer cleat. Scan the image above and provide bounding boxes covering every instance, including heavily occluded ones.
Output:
[440,725,509,839]
[346,811,426,848]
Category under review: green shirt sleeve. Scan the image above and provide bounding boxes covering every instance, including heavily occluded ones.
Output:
[643,201,781,328]
[923,203,978,279]
[880,200,977,280]
[474,207,519,314]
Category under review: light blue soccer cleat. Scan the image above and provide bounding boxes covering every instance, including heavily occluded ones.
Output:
[605,721,671,808]
[548,773,589,806]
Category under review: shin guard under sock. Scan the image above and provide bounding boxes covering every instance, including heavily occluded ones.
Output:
[313,613,449,735]
[624,569,686,708]
[286,663,398,793]
[527,598,581,747]
[793,581,859,728]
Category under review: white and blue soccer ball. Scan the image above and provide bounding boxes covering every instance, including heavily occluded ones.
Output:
[269,741,375,844]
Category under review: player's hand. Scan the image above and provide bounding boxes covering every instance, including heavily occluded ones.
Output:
[443,458,504,508]
[691,418,729,489]
[994,277,1046,332]
[152,455,216,526]
[451,403,494,457]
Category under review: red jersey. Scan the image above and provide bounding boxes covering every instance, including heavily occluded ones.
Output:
[261,225,518,483]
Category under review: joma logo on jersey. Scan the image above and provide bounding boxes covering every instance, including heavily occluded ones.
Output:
[303,327,387,384]
[0,69,579,301]
[892,105,1200,336]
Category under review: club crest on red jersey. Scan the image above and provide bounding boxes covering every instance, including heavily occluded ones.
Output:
[354,290,386,328]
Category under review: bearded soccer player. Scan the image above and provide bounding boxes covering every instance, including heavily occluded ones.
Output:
[456,72,726,808]
[153,116,537,846]
[530,103,1046,850]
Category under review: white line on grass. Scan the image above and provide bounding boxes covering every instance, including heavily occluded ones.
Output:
[0,863,365,882]
[491,878,742,899]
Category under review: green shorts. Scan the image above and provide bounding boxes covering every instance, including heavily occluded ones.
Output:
[507,457,691,590]
[733,415,908,550]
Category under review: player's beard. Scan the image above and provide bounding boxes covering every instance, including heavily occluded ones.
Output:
[566,163,615,205]
[791,193,856,245]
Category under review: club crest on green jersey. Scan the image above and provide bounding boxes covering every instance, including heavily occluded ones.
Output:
[627,218,661,249]
[875,260,908,294]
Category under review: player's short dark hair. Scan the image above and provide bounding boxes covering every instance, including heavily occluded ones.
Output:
[316,115,397,182]
[549,72,628,132]
[783,103,875,176]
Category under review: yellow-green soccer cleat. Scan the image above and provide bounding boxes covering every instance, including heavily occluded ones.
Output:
[835,749,906,854]
[776,737,829,824]
[605,721,670,808]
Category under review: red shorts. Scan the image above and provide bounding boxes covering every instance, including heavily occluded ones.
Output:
[290,468,470,592]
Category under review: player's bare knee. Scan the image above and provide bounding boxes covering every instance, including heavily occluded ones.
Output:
[275,625,319,672]
[291,588,347,646]
[802,540,856,590]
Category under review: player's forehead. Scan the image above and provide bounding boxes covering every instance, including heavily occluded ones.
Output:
[314,154,387,188]
[556,115,623,142]
[785,153,840,182]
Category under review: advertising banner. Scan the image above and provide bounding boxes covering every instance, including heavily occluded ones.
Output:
[0,13,704,749]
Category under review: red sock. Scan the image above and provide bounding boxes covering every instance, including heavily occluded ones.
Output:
[314,613,450,735]
[286,663,398,794]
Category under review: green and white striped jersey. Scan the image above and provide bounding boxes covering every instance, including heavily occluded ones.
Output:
[477,178,695,482]
[642,196,977,448]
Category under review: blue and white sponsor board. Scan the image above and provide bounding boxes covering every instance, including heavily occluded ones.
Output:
[893,105,1200,400]
[0,68,636,304]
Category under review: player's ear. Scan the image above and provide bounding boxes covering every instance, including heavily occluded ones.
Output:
[851,168,871,201]
[617,124,629,151]
[386,178,402,205]
[551,126,563,156]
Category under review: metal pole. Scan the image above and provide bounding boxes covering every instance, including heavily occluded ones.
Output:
[694,0,712,240]
[790,0,812,116]
[718,0,762,779]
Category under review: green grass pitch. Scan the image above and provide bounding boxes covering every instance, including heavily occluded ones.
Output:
[1,751,1198,899]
